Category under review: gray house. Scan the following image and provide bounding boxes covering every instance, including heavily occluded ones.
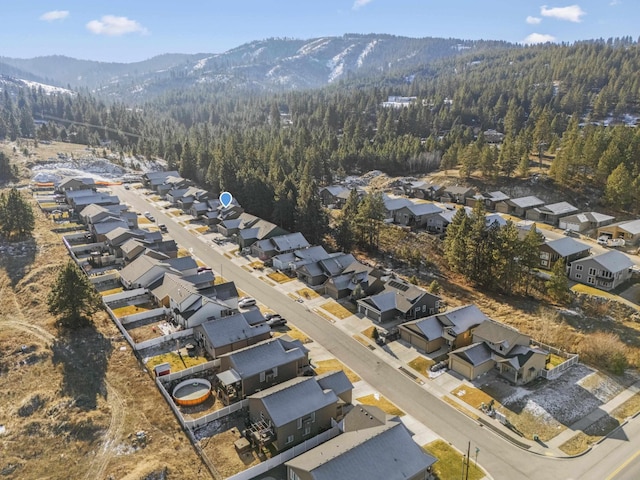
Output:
[247,371,353,451]
[251,232,310,260]
[538,237,590,270]
[215,336,309,405]
[569,250,634,291]
[525,202,579,226]
[496,196,545,217]
[194,313,271,358]
[296,253,356,286]
[393,202,443,228]
[559,212,615,233]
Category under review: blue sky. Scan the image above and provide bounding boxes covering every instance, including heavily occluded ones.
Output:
[1,1,637,62]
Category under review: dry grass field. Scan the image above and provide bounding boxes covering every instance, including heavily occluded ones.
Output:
[314,359,360,383]
[319,300,354,320]
[0,192,208,479]
[356,393,405,417]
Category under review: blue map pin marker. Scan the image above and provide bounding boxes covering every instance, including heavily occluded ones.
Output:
[219,191,233,208]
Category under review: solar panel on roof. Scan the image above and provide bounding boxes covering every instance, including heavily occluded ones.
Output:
[387,280,409,291]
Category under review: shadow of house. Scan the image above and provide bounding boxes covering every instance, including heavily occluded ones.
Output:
[51,324,112,410]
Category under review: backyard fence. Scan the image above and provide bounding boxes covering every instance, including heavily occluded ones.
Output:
[157,360,220,385]
[120,308,167,327]
[224,426,341,480]
[532,340,579,380]
[185,399,249,430]
[134,328,194,352]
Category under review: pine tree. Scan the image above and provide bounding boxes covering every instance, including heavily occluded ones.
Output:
[605,163,633,209]
[546,260,570,304]
[295,165,328,245]
[47,261,103,329]
[443,207,471,274]
[355,191,385,251]
[0,188,35,240]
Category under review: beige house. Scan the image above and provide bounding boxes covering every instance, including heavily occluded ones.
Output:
[448,320,547,385]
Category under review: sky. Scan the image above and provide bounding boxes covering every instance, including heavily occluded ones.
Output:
[1,1,637,63]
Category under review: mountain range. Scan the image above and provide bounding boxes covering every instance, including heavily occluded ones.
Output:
[0,34,512,101]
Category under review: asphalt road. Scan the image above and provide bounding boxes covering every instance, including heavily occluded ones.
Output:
[114,185,640,480]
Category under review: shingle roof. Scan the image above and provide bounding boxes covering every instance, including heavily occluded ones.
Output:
[409,316,443,340]
[579,250,634,273]
[270,232,310,252]
[198,314,271,349]
[382,195,413,212]
[316,370,353,398]
[560,211,615,225]
[406,202,443,216]
[509,196,545,208]
[250,376,338,427]
[544,237,590,257]
[485,191,510,202]
[286,422,436,480]
[619,219,640,235]
[450,342,493,366]
[436,305,489,335]
[538,201,578,215]
[473,320,522,348]
[223,337,307,379]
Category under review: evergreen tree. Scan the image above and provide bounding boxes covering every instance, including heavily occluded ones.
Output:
[546,260,570,304]
[47,261,103,329]
[605,163,633,209]
[443,207,471,274]
[355,191,386,251]
[295,165,328,245]
[0,188,35,240]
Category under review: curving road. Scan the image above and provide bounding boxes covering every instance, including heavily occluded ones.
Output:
[114,185,640,480]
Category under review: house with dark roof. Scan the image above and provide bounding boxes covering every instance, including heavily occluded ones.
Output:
[568,250,634,291]
[194,314,271,358]
[56,176,96,193]
[495,196,545,217]
[393,202,443,228]
[322,261,386,300]
[381,195,413,220]
[482,191,510,211]
[156,175,191,196]
[399,304,489,353]
[176,186,210,211]
[119,253,198,289]
[142,170,180,190]
[250,232,310,260]
[90,219,130,242]
[597,219,640,245]
[449,320,547,384]
[559,212,615,233]
[356,278,442,323]
[296,253,356,286]
[237,219,288,249]
[247,371,353,451]
[272,245,331,272]
[285,419,437,480]
[526,202,579,225]
[319,185,350,207]
[439,186,475,204]
[215,337,310,405]
[217,213,259,237]
[538,237,591,270]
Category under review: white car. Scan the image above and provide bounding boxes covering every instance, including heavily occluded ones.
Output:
[238,297,256,308]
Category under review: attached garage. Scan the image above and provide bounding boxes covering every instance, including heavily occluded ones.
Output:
[448,342,495,380]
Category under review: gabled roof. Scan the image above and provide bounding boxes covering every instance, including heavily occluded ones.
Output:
[250,376,339,427]
[382,195,413,212]
[270,232,310,252]
[405,316,442,341]
[285,422,436,480]
[574,250,634,273]
[618,219,640,235]
[450,342,493,366]
[321,185,349,197]
[318,253,356,277]
[315,370,353,398]
[198,314,271,349]
[560,211,615,225]
[443,185,475,195]
[436,304,489,335]
[57,176,96,188]
[222,337,307,379]
[537,201,578,216]
[544,237,590,257]
[473,320,523,349]
[405,202,443,216]
[93,219,129,235]
[508,196,545,209]
[484,191,510,202]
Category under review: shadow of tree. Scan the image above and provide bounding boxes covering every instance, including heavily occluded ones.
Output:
[51,322,112,410]
[0,238,37,286]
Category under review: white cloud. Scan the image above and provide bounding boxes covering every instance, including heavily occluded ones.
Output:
[86,15,149,36]
[352,0,373,10]
[40,10,69,22]
[526,16,542,24]
[540,5,586,22]
[609,0,620,5]
[523,33,557,45]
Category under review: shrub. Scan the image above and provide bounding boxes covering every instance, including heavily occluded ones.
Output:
[579,332,629,374]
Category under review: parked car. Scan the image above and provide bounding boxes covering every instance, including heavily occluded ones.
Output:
[197,266,212,272]
[238,297,256,308]
[124,184,130,190]
[158,224,168,232]
[266,316,287,327]
[563,229,579,238]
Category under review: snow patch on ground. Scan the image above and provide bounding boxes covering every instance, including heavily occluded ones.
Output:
[297,38,330,56]
[357,40,378,68]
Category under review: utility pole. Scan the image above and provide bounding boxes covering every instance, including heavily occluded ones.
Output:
[465,441,471,480]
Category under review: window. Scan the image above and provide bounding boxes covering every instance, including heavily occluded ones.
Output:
[289,471,300,480]
[297,417,302,429]
[540,252,549,259]
[576,265,583,271]
[575,274,582,279]
[588,268,596,276]
[260,371,265,382]
[303,426,311,436]
[286,435,294,444]
[541,260,548,267]
[588,276,595,284]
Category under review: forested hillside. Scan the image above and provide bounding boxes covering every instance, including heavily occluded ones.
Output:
[2,38,640,222]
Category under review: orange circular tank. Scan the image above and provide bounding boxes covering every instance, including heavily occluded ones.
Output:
[172,378,212,406]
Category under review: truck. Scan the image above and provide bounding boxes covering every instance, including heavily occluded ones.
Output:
[597,236,625,247]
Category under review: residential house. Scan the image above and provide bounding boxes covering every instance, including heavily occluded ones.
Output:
[483,129,505,144]
[421,184,445,200]
[296,253,355,287]
[65,190,119,210]
[237,219,288,249]
[119,236,178,263]
[449,320,547,385]
[119,253,198,290]
[272,245,331,272]
[356,278,442,323]
[597,219,640,245]
[319,185,350,207]
[399,304,489,353]
[381,195,413,221]
[142,170,180,190]
[216,337,310,405]
[559,212,615,233]
[538,237,590,270]
[176,186,210,211]
[285,416,437,480]
[217,213,259,237]
[79,204,129,225]
[194,313,271,357]
[189,200,210,218]
[482,191,510,211]
[439,186,475,204]
[55,176,96,193]
[393,202,443,228]
[156,175,191,196]
[247,371,353,451]
[426,206,472,233]
[381,96,417,108]
[465,193,486,208]
[322,261,386,300]
[525,202,579,226]
[251,232,310,260]
[569,250,634,291]
[90,219,130,242]
[495,196,545,217]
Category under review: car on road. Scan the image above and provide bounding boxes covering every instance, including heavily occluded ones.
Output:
[238,297,256,308]
[158,224,168,232]
[563,229,579,238]
[266,316,287,327]
[124,184,130,190]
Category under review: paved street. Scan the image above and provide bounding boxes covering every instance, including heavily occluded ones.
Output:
[113,185,640,480]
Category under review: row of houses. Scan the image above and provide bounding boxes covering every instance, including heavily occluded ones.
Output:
[320,182,640,244]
